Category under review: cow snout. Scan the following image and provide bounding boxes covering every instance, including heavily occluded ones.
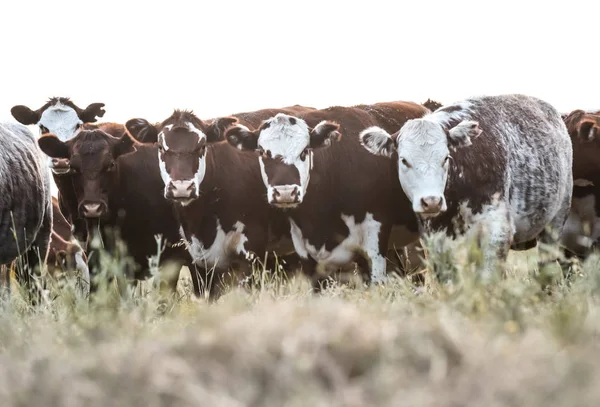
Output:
[420,196,444,214]
[270,185,301,207]
[50,158,70,175]
[79,201,107,218]
[166,180,197,201]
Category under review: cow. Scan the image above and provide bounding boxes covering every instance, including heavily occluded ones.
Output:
[0,122,53,301]
[124,106,318,299]
[37,129,192,295]
[358,94,573,280]
[10,98,122,246]
[422,99,443,113]
[45,197,89,297]
[223,101,430,290]
[560,109,600,260]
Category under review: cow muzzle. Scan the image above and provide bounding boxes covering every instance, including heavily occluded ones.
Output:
[269,185,301,208]
[50,158,71,175]
[166,180,197,204]
[79,201,107,218]
[415,195,446,217]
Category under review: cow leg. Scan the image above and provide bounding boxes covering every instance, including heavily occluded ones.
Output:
[477,206,513,281]
[363,219,390,286]
[538,197,573,278]
[191,265,225,302]
[20,207,52,304]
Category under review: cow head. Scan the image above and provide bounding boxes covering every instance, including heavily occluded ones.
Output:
[11,97,106,174]
[126,110,238,205]
[46,231,89,285]
[359,118,482,217]
[225,113,340,208]
[563,109,600,183]
[37,130,137,219]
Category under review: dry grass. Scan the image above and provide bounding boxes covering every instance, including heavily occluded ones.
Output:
[1,233,600,407]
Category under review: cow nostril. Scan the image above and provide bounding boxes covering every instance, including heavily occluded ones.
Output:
[421,197,429,209]
[186,183,195,192]
[273,189,281,197]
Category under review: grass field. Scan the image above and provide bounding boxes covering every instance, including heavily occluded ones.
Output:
[1,234,600,407]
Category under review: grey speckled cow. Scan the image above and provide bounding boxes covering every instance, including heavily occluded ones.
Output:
[359,94,573,278]
[0,122,53,296]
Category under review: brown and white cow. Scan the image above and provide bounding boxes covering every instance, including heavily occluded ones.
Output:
[224,101,429,288]
[560,109,600,259]
[359,94,573,279]
[125,106,316,299]
[37,129,192,294]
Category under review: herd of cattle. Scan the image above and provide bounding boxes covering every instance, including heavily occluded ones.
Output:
[0,94,598,302]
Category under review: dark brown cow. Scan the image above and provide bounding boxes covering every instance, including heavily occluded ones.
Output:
[224,101,429,288]
[125,106,316,299]
[37,130,192,294]
[422,99,443,112]
[560,109,600,259]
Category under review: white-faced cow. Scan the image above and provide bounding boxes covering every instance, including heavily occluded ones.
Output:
[560,109,600,259]
[125,106,316,299]
[359,94,573,279]
[224,101,429,289]
[37,130,192,295]
[0,122,53,300]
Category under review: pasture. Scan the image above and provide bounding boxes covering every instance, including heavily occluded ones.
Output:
[1,233,599,407]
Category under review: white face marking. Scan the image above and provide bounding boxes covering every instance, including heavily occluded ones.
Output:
[38,104,83,142]
[257,114,313,204]
[186,220,248,268]
[289,213,387,282]
[396,120,450,215]
[157,124,207,202]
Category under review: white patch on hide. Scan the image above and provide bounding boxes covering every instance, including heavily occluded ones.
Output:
[187,220,248,269]
[289,213,387,283]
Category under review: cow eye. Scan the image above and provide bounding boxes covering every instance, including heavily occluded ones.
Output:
[400,158,411,168]
[300,147,310,161]
[443,156,451,166]
[107,162,116,171]
[39,125,49,134]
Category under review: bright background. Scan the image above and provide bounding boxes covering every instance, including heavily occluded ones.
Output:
[1,0,598,125]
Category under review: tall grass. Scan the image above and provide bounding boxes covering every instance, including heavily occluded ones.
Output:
[0,231,599,406]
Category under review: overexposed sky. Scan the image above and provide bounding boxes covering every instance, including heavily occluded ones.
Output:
[1,0,598,126]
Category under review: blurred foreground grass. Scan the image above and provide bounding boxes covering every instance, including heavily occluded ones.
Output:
[1,234,600,407]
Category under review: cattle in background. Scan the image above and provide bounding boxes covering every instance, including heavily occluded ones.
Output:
[37,130,191,295]
[359,94,573,279]
[125,106,316,299]
[45,197,89,297]
[560,109,600,259]
[0,122,53,300]
[422,99,443,112]
[224,101,429,289]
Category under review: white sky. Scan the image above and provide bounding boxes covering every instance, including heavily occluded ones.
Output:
[1,0,598,125]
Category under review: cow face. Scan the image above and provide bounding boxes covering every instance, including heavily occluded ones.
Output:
[11,97,106,174]
[38,130,136,219]
[126,111,238,205]
[359,119,482,217]
[225,113,340,208]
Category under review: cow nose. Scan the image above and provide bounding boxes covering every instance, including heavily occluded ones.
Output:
[420,196,443,213]
[167,180,197,199]
[50,158,70,174]
[80,202,106,218]
[271,185,301,206]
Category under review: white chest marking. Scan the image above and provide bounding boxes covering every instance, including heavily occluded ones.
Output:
[289,213,387,283]
[184,220,248,269]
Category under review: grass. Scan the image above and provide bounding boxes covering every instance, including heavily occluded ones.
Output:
[1,232,600,407]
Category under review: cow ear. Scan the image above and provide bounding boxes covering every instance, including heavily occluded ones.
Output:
[113,133,137,158]
[125,118,159,143]
[309,121,341,149]
[225,124,258,150]
[359,126,397,158]
[205,116,239,143]
[11,105,40,125]
[38,134,69,159]
[578,120,600,141]
[447,120,482,148]
[78,103,106,123]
